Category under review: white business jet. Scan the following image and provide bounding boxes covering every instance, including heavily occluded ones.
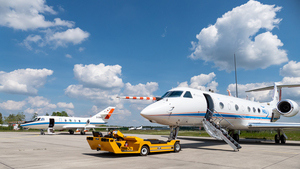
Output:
[120,83,300,150]
[128,126,143,130]
[21,107,115,135]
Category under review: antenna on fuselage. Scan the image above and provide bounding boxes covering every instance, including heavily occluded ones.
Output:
[234,54,238,98]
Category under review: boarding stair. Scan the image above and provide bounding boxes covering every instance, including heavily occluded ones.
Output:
[47,127,55,135]
[203,109,241,151]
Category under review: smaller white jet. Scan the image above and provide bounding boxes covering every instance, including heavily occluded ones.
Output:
[128,126,143,130]
[21,107,115,135]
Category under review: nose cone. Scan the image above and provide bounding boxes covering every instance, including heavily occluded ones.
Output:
[140,101,168,119]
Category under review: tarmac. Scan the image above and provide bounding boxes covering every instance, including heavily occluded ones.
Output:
[0,132,300,169]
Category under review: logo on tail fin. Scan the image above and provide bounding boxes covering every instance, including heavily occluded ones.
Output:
[105,108,115,119]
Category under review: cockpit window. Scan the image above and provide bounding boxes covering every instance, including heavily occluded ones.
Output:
[33,118,38,121]
[183,91,193,98]
[166,91,183,97]
[161,92,170,98]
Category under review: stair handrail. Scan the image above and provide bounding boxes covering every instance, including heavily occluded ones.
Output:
[207,108,234,127]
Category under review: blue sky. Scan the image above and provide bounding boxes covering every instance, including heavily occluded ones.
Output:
[0,0,300,126]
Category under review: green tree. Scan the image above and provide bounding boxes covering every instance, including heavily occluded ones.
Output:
[31,113,38,121]
[51,111,68,117]
[4,112,25,123]
[0,112,3,124]
[61,111,68,117]
[45,113,49,116]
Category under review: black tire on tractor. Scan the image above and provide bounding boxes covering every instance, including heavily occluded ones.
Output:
[174,142,181,152]
[140,145,149,156]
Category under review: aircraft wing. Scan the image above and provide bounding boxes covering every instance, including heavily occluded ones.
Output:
[62,125,95,129]
[62,125,119,129]
[248,122,300,129]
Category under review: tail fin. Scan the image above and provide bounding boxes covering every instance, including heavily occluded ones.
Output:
[92,107,115,121]
[246,83,300,104]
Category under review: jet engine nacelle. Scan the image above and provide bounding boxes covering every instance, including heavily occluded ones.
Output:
[277,99,300,117]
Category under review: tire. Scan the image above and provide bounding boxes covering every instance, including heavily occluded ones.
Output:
[140,145,149,156]
[174,142,181,152]
[69,130,74,135]
[80,130,85,135]
[275,134,280,143]
[280,135,286,144]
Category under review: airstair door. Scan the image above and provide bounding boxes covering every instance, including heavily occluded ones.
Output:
[49,118,55,128]
[203,94,214,120]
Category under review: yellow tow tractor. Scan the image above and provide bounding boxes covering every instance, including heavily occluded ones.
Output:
[87,130,181,156]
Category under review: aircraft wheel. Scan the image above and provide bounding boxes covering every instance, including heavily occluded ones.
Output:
[275,134,280,143]
[80,130,86,135]
[69,130,74,135]
[140,145,149,156]
[174,142,181,152]
[233,134,239,142]
[280,135,286,144]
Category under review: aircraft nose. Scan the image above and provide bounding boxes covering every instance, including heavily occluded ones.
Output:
[140,101,168,118]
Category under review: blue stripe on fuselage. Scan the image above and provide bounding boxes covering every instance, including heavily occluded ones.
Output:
[157,113,271,120]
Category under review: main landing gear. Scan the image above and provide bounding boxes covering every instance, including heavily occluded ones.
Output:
[69,130,74,135]
[40,129,45,135]
[275,129,286,144]
[228,130,240,142]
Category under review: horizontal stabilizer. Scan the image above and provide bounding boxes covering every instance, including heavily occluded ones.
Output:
[246,84,300,92]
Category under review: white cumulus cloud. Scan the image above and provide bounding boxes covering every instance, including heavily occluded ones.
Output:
[73,63,123,89]
[49,28,90,47]
[0,100,26,110]
[57,102,74,109]
[189,0,287,71]
[0,68,53,95]
[123,82,159,96]
[0,0,74,30]
[227,82,273,102]
[27,96,57,108]
[178,72,218,91]
[280,61,300,77]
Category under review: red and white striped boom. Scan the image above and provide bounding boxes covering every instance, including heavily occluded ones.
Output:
[117,96,157,101]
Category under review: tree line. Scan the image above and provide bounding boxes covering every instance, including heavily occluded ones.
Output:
[0,111,69,124]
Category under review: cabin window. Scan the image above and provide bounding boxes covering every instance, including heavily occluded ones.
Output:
[65,119,67,122]
[59,118,62,122]
[183,91,193,98]
[79,120,81,122]
[248,107,251,112]
[258,108,261,113]
[253,107,256,113]
[166,91,183,98]
[235,104,239,111]
[69,119,72,122]
[40,118,45,121]
[219,102,224,109]
[74,119,76,122]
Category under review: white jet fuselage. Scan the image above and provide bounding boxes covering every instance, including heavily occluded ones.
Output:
[140,87,275,130]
